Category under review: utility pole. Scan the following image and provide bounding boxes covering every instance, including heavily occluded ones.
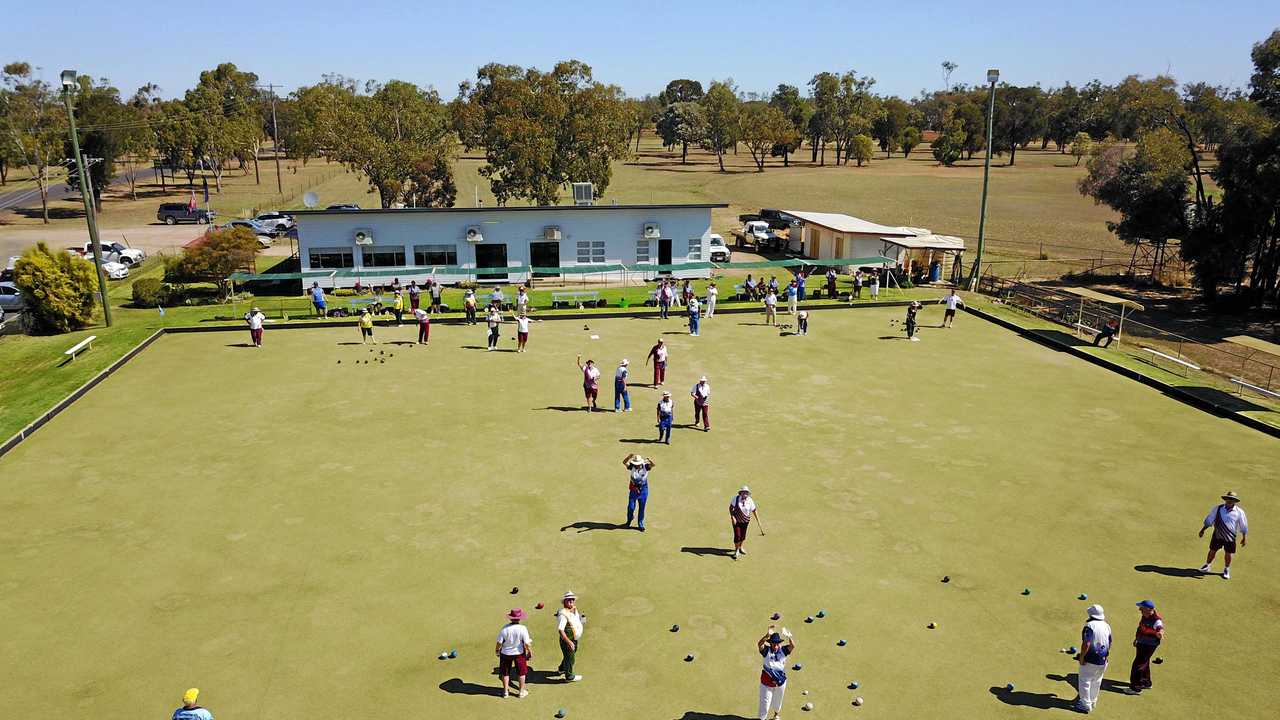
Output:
[967,69,1000,292]
[266,84,284,194]
[60,70,112,327]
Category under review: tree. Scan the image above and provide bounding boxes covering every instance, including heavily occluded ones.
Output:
[2,62,66,223]
[1070,131,1093,166]
[184,63,263,193]
[740,105,793,171]
[62,75,131,204]
[992,85,1046,165]
[658,79,704,105]
[830,71,879,165]
[768,84,809,166]
[954,98,987,159]
[900,126,922,157]
[873,97,910,157]
[1079,128,1190,245]
[942,61,958,91]
[455,60,630,205]
[12,242,98,332]
[807,72,840,164]
[849,134,875,166]
[701,80,740,172]
[166,226,261,299]
[932,120,965,165]
[656,102,706,164]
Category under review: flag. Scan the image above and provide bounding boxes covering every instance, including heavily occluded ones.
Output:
[202,177,210,204]
[187,190,196,212]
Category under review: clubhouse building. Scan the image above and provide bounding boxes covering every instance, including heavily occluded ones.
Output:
[293,203,727,288]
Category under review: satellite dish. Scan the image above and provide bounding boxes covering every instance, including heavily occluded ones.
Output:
[303,192,319,209]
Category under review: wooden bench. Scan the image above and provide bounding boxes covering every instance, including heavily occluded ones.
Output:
[551,291,601,309]
[64,335,97,361]
[1230,377,1280,401]
[1139,346,1200,376]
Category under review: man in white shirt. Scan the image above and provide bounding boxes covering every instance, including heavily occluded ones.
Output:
[1199,491,1248,579]
[1075,604,1112,714]
[554,591,585,682]
[706,282,718,317]
[516,286,530,315]
[730,486,758,559]
[939,290,965,327]
[614,359,632,412]
[623,454,654,531]
[688,296,701,336]
[764,291,777,326]
[244,307,265,348]
[646,339,668,387]
[495,608,532,698]
[691,376,711,431]
[511,310,533,353]
[656,390,674,444]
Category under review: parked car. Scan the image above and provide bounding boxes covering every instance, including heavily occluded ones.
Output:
[68,241,145,266]
[253,211,295,232]
[221,220,274,248]
[326,203,361,210]
[157,203,216,225]
[97,259,130,280]
[0,281,24,312]
[707,233,730,263]
[2,256,18,281]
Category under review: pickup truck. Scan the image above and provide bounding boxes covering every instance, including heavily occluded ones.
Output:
[731,220,786,252]
[707,234,730,262]
[68,241,146,266]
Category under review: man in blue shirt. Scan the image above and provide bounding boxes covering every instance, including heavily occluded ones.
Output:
[172,688,213,720]
[309,282,327,317]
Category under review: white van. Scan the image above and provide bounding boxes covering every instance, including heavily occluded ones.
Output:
[707,234,730,262]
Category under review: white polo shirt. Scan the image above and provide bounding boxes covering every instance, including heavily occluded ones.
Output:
[615,365,629,381]
[515,316,531,333]
[731,495,756,521]
[246,312,265,330]
[692,382,710,403]
[413,308,429,323]
[557,607,584,639]
[1204,504,1249,541]
[945,294,963,310]
[496,623,531,655]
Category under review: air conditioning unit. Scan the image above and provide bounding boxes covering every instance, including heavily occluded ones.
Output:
[465,225,484,243]
[643,223,661,239]
[353,229,374,245]
[543,226,562,241]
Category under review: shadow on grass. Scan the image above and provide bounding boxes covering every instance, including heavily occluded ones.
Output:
[225,342,255,348]
[662,331,690,335]
[674,713,754,720]
[1032,329,1093,347]
[438,678,502,697]
[1046,672,1128,695]
[1178,387,1270,414]
[538,406,590,413]
[461,345,516,352]
[620,437,663,444]
[737,322,772,326]
[1134,564,1205,579]
[680,546,733,558]
[878,335,908,340]
[987,686,1077,710]
[561,520,630,533]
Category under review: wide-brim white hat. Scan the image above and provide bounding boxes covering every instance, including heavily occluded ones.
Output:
[1086,604,1105,620]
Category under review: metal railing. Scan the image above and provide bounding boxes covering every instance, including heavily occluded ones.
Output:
[977,276,1280,407]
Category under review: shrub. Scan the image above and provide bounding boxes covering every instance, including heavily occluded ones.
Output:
[131,277,172,307]
[13,242,98,333]
[164,226,260,299]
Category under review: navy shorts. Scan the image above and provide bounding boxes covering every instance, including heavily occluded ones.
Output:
[1210,536,1237,553]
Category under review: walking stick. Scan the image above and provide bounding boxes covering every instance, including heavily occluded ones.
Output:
[753,509,765,536]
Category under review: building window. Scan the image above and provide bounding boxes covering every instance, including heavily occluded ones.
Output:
[413,244,458,266]
[308,247,354,269]
[363,247,406,267]
[576,240,606,264]
[687,238,702,260]
[635,240,650,263]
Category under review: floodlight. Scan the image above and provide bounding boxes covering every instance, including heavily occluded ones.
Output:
[60,70,77,90]
[986,69,1000,84]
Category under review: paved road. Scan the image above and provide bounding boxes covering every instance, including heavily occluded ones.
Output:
[0,166,146,213]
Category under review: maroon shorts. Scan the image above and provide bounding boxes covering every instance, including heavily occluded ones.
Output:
[499,652,528,677]
[733,522,750,543]
[518,331,529,342]
[584,386,598,401]
[1210,536,1237,553]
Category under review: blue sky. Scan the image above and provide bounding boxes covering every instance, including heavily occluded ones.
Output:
[9,0,1277,98]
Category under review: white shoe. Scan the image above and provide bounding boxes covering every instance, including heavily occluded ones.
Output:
[1199,563,1211,573]
[1223,566,1231,579]
[518,689,529,698]
[738,548,746,555]
[569,675,583,682]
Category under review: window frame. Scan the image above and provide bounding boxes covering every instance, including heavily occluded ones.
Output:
[413,243,458,266]
[307,246,355,269]
[362,246,407,268]
[576,239,606,264]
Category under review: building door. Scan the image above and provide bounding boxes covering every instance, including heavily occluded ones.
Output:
[530,241,559,277]
[658,239,672,266]
[475,243,508,281]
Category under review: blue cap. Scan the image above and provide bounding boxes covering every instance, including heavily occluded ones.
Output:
[1136,600,1155,609]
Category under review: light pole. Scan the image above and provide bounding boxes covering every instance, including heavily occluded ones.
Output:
[967,68,999,292]
[61,69,112,327]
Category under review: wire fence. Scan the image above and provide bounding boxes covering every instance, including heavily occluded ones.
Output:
[976,276,1280,411]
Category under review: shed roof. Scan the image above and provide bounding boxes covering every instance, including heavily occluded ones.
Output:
[1061,287,1145,310]
[1225,335,1280,357]
[293,203,728,216]
[881,234,966,251]
[782,210,927,237]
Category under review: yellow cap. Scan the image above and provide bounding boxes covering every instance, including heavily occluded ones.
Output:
[183,688,200,704]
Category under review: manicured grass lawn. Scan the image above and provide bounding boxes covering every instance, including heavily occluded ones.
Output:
[2,307,1276,720]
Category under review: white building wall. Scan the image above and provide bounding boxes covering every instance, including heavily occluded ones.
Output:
[296,206,716,288]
